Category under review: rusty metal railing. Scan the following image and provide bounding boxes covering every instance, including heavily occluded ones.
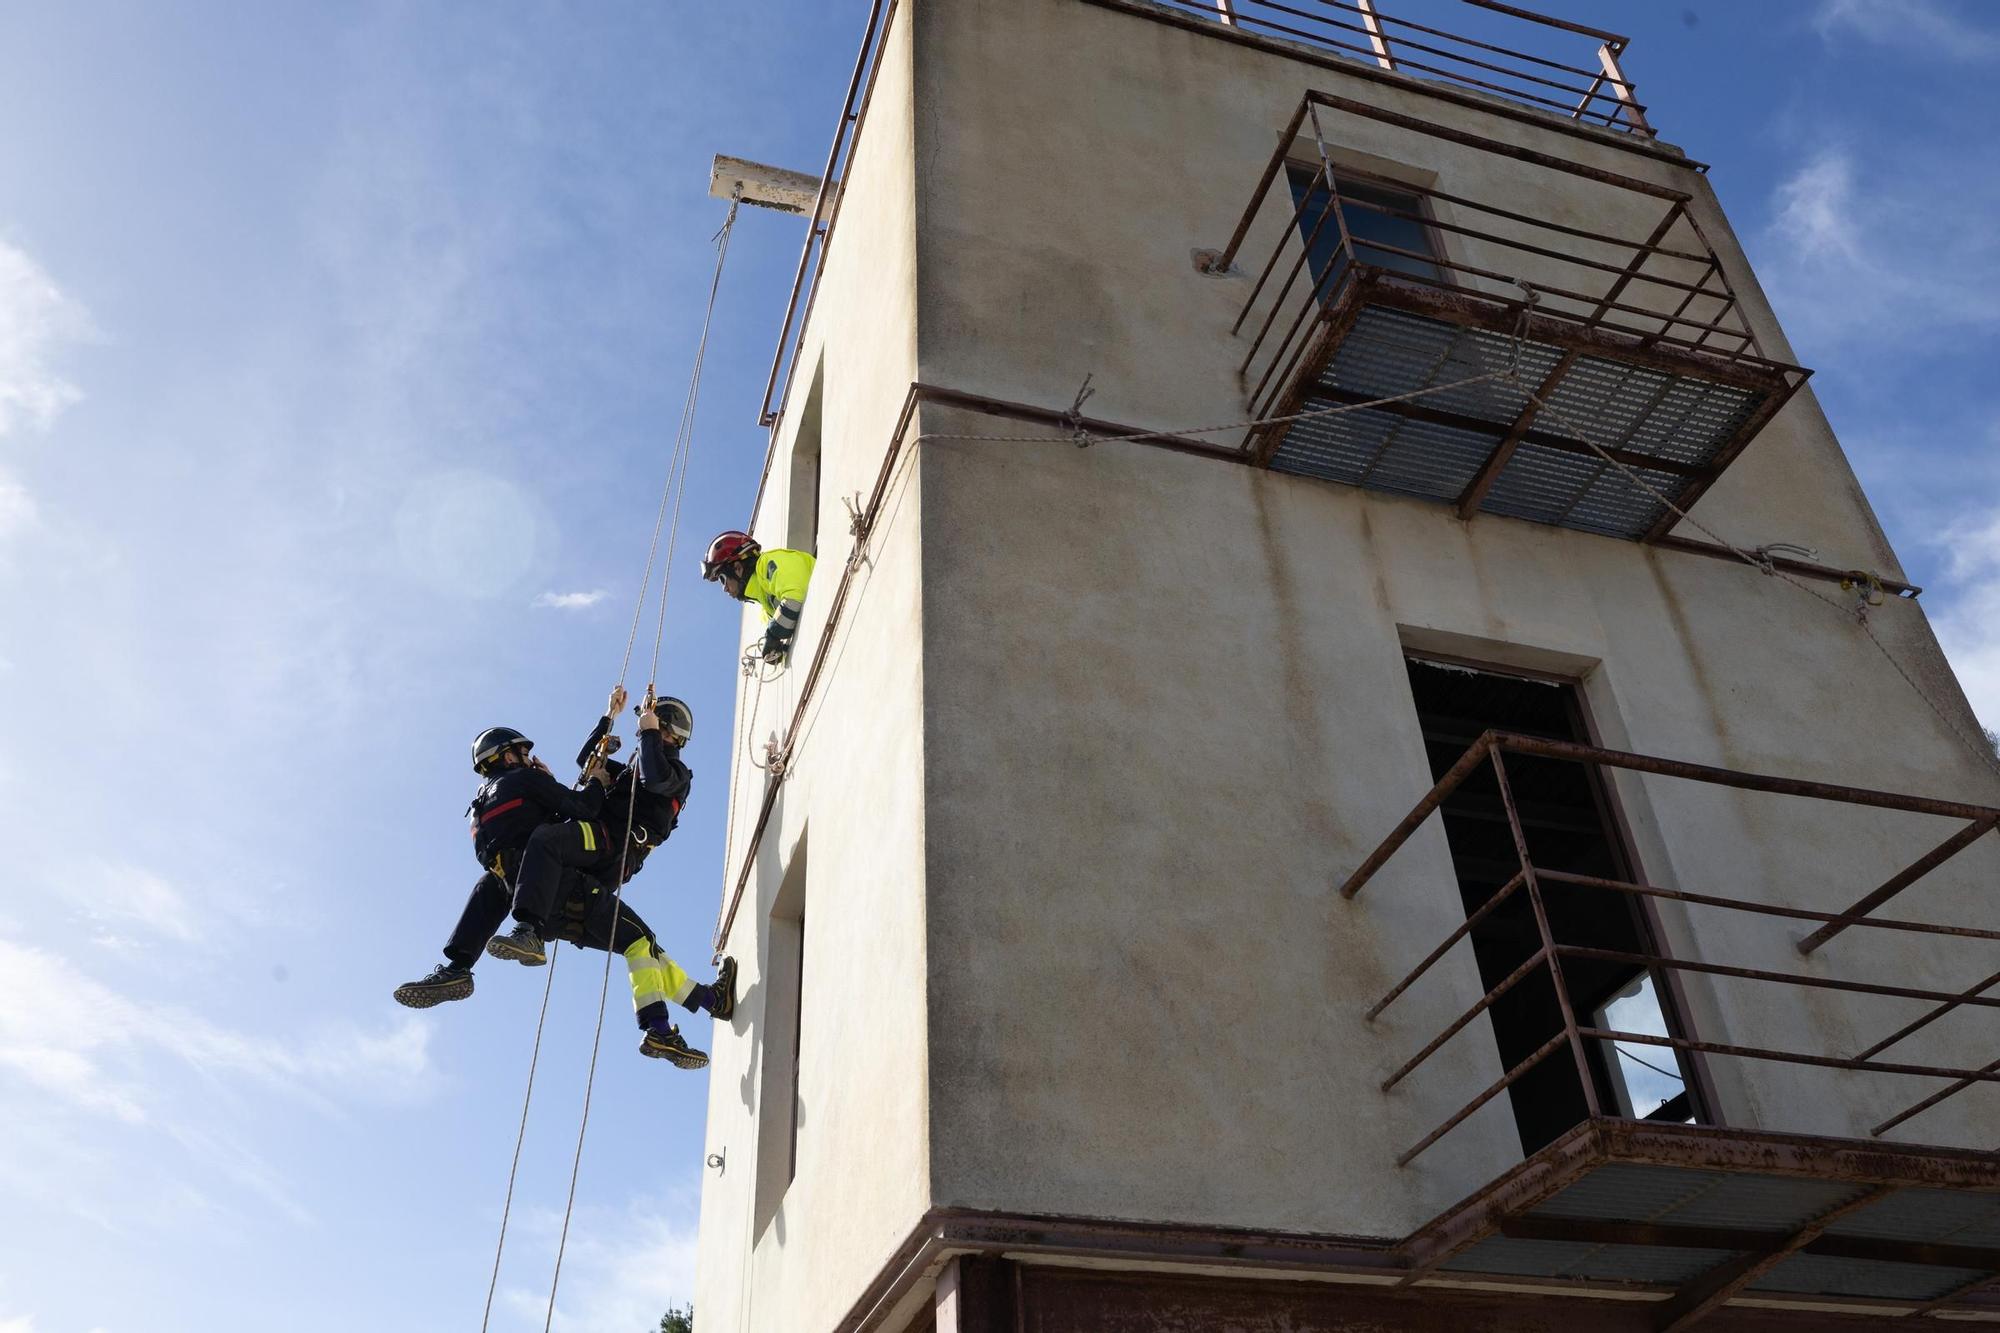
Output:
[1189,0,1651,133]
[757,0,898,435]
[1215,92,1792,434]
[1342,731,2000,1167]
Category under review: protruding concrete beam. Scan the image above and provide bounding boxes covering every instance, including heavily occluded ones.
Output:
[709,154,825,216]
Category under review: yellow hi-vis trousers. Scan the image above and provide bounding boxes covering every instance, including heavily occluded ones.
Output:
[622,936,698,1014]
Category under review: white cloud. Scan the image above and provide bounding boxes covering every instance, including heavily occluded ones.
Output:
[0,238,92,440]
[0,935,434,1122]
[534,589,608,610]
[1814,0,2000,61]
[1932,507,2000,731]
[0,469,36,538]
[55,860,199,947]
[498,1196,699,1332]
[1758,147,2000,353]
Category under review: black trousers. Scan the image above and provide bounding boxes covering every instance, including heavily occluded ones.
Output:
[511,820,611,931]
[441,865,656,968]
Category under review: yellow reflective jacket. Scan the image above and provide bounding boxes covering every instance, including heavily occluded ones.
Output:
[744,548,815,664]
[743,548,815,624]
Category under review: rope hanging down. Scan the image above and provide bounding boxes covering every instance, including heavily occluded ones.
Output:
[477,189,743,1333]
[543,190,742,1333]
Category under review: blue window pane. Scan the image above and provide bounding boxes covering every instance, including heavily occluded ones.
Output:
[1287,168,1443,291]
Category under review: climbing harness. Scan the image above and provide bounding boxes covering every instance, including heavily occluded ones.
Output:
[480,187,743,1333]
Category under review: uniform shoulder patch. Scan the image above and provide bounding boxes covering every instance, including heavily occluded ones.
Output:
[765,558,778,577]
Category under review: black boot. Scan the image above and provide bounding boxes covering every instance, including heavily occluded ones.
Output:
[486,923,547,966]
[639,1021,709,1069]
[709,956,737,1021]
[393,963,474,1009]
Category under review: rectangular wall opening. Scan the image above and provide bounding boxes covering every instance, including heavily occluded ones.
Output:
[786,360,824,556]
[1403,656,1706,1154]
[753,834,808,1237]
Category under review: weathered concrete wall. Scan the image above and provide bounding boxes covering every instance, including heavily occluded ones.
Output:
[699,0,2000,1322]
[910,0,1902,580]
[912,0,1999,1245]
[694,9,931,1330]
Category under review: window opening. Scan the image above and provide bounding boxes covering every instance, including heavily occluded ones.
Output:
[1597,974,1692,1122]
[1286,166,1443,294]
[1403,657,1706,1153]
[787,361,824,556]
[754,835,808,1235]
[787,905,806,1184]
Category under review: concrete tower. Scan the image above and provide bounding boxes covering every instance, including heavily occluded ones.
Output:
[696,2,2000,1328]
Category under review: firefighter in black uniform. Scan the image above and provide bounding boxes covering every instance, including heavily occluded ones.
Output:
[485,690,735,1068]
[393,688,734,1069]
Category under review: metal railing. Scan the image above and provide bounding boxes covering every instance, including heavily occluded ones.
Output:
[1215,93,1789,431]
[757,0,898,435]
[1341,731,2000,1167]
[1178,0,1651,133]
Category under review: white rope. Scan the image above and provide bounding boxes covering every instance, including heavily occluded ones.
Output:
[487,192,743,1333]
[479,933,559,1333]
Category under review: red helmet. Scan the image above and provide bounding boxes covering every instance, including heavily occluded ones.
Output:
[702,530,760,581]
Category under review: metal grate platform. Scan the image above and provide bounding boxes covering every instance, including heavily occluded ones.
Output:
[1407,1121,2000,1323]
[1261,294,1793,541]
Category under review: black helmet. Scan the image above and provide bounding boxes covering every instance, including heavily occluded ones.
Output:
[472,726,533,774]
[641,696,694,746]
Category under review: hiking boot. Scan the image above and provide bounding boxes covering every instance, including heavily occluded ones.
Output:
[709,956,737,1022]
[640,1022,709,1070]
[393,963,474,1009]
[486,924,547,966]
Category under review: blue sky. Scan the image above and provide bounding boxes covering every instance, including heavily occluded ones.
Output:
[0,2,1996,1330]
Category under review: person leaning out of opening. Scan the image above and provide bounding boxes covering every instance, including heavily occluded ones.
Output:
[702,530,814,668]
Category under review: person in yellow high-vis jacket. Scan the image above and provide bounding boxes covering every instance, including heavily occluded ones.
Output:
[701,530,815,666]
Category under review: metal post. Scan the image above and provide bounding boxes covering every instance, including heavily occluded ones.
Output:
[1215,0,1239,26]
[1596,43,1651,135]
[1308,104,1358,282]
[1356,0,1396,69]
[1797,815,1999,955]
[1492,751,1602,1118]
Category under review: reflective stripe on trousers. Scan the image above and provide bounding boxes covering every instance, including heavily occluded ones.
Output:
[621,938,694,1013]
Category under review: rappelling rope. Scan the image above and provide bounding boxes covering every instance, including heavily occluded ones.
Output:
[541,190,742,1333]
[476,190,741,1333]
[479,932,560,1333]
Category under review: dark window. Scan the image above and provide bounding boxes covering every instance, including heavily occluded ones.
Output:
[1403,658,1704,1154]
[787,362,824,556]
[1287,167,1444,296]
[754,836,808,1234]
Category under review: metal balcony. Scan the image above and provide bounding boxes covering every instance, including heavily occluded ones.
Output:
[1342,731,2000,1323]
[1163,0,1655,136]
[1210,93,1810,542]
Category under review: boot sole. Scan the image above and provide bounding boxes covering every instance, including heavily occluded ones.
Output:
[485,937,547,966]
[640,1039,710,1070]
[394,978,473,1009]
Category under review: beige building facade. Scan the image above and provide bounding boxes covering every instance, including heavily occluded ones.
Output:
[695,2,2000,1329]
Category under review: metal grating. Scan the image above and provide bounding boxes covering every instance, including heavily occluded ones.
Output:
[1264,304,1774,540]
[1749,1253,1991,1302]
[1827,1189,2000,1248]
[1527,1166,1864,1233]
[1442,1237,1738,1285]
[1433,1162,2000,1306]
